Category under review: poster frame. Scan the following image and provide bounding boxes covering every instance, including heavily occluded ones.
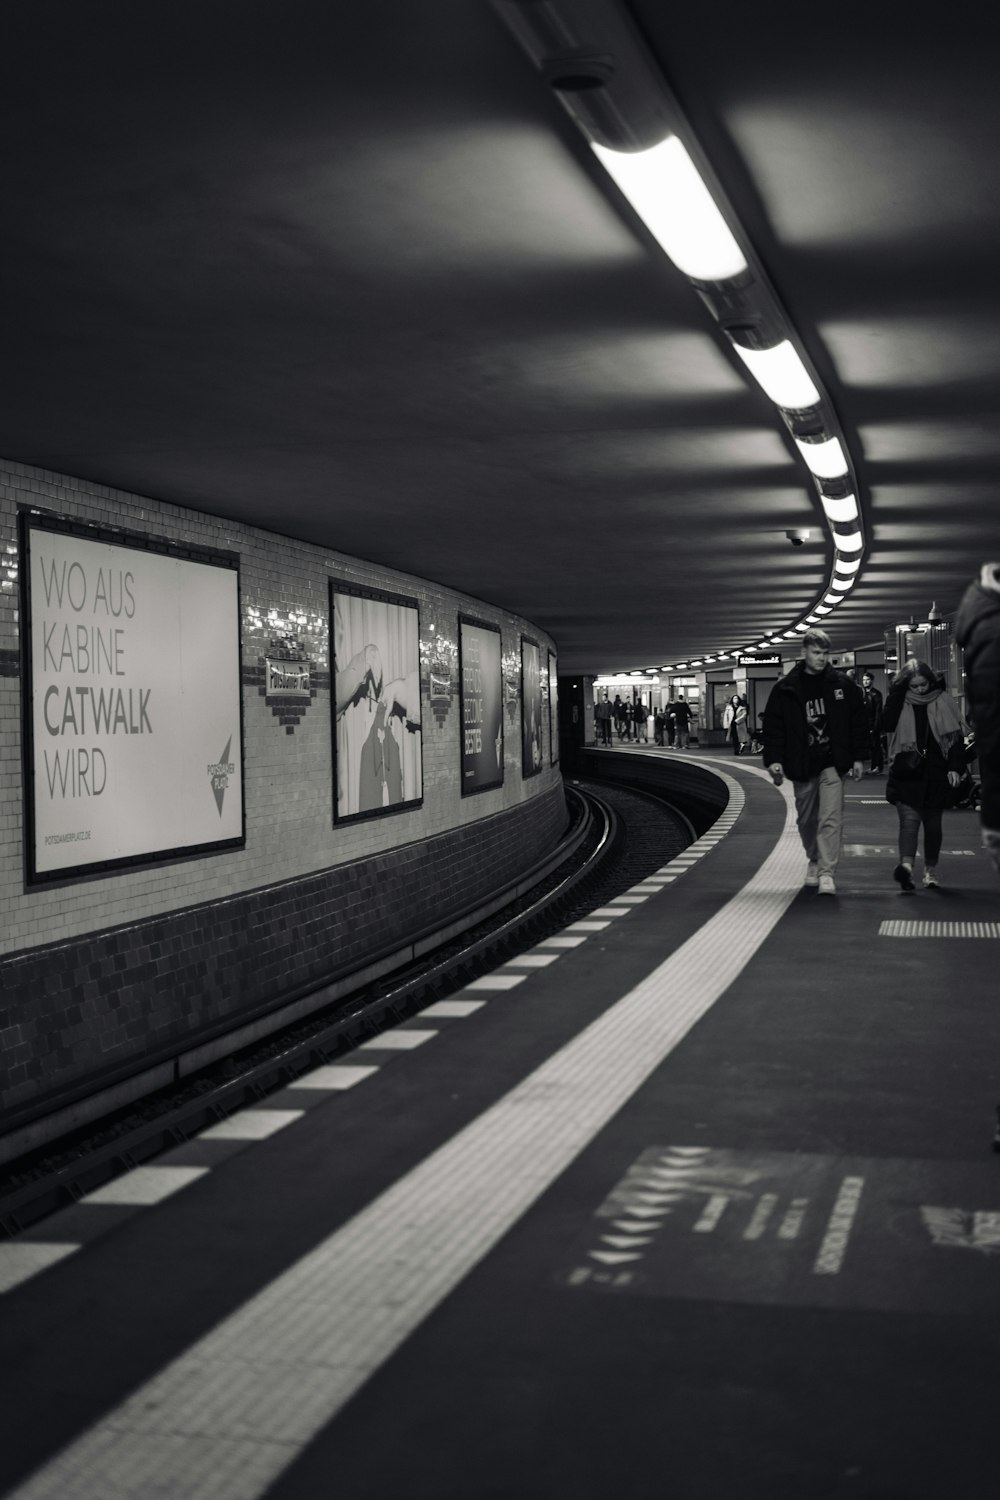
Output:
[547,649,559,767]
[18,507,246,889]
[329,579,424,827]
[458,613,504,798]
[520,634,543,781]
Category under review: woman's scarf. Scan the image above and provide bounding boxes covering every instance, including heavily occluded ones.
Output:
[887,684,965,765]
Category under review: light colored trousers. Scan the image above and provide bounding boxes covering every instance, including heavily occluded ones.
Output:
[792,765,846,877]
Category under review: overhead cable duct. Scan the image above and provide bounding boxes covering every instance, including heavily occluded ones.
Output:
[492,0,867,670]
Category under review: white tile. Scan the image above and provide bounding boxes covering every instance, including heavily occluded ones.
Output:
[419,999,486,1018]
[0,1241,79,1294]
[81,1165,209,1206]
[465,974,527,991]
[501,953,559,968]
[289,1064,381,1090]
[359,1029,438,1049]
[199,1110,304,1141]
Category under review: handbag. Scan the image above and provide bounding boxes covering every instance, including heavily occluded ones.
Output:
[891,748,926,780]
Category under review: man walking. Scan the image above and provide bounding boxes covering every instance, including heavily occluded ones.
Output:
[955,562,1000,875]
[595,690,613,746]
[762,628,868,895]
[860,671,884,773]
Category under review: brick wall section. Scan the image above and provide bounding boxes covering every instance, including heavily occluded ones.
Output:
[0,460,564,1123]
[0,782,567,1122]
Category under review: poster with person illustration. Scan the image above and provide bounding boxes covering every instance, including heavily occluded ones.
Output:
[521,636,543,779]
[459,616,504,794]
[330,583,422,823]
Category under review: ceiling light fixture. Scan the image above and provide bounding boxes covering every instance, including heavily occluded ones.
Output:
[821,493,860,525]
[835,529,864,553]
[592,138,748,283]
[729,340,820,411]
[795,435,848,479]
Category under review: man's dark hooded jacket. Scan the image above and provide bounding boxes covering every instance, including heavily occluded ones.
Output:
[955,569,1000,753]
[762,661,868,782]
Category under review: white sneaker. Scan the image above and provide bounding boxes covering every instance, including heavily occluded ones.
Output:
[804,862,819,886]
[817,874,837,895]
[922,869,941,888]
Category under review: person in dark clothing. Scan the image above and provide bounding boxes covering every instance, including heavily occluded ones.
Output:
[761,627,868,895]
[671,696,692,748]
[860,671,884,773]
[665,699,677,747]
[595,690,613,745]
[955,562,1000,876]
[722,694,749,755]
[632,698,648,742]
[882,658,966,890]
[653,706,665,746]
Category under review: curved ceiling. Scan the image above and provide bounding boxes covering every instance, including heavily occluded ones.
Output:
[3,0,998,673]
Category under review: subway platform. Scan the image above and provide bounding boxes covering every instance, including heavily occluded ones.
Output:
[2,748,999,1500]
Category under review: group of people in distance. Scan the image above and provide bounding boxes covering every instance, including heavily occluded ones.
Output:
[595,693,695,748]
[595,559,1000,898]
[764,555,1000,896]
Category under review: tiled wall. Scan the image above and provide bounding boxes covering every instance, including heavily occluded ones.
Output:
[0,461,564,1124]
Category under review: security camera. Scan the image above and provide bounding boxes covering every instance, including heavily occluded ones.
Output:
[785,529,811,547]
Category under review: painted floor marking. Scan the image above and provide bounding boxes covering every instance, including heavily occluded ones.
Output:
[418,999,486,1019]
[589,906,631,918]
[693,1194,729,1233]
[464,974,527,991]
[778,1199,810,1240]
[921,1206,1000,1254]
[535,935,588,949]
[4,774,776,1500]
[879,920,1000,939]
[289,1064,381,1090]
[199,1110,305,1141]
[565,920,612,933]
[359,1027,440,1047]
[80,1165,210,1207]
[612,894,650,903]
[743,1193,779,1241]
[501,953,560,969]
[0,1242,80,1294]
[845,845,977,857]
[813,1176,865,1275]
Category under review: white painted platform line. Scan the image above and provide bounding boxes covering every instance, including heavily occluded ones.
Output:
[611,894,650,904]
[589,906,630,918]
[879,920,1000,939]
[5,775,831,1500]
[200,1110,304,1142]
[463,974,527,991]
[290,1064,381,1090]
[359,1028,439,1048]
[0,1242,79,1295]
[501,954,560,969]
[535,935,588,949]
[419,1000,487,1019]
[80,1165,210,1207]
[692,1194,729,1233]
[743,1193,779,1241]
[566,920,612,933]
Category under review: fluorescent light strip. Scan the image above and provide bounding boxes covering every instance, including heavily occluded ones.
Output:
[835,529,864,553]
[730,339,820,410]
[830,577,853,592]
[834,555,861,574]
[795,435,848,479]
[821,493,859,525]
[592,137,748,283]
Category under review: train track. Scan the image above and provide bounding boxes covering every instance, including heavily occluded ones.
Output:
[0,776,693,1236]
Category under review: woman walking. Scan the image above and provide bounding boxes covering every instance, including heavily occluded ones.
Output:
[883,658,966,890]
[722,694,750,756]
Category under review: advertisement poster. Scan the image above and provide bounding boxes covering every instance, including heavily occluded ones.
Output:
[459,617,503,794]
[331,584,422,822]
[521,636,543,779]
[548,650,559,766]
[24,518,244,881]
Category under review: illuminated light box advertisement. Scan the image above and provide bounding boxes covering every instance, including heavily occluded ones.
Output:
[521,636,543,779]
[331,584,422,823]
[548,650,559,767]
[459,617,503,795]
[23,517,244,882]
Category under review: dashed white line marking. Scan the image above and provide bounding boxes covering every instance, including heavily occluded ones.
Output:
[565,920,612,933]
[200,1110,304,1141]
[813,1176,865,1275]
[419,1000,487,1018]
[0,1242,79,1294]
[359,1028,440,1048]
[290,1064,381,1090]
[501,954,560,969]
[589,906,631,918]
[534,936,588,949]
[777,1198,809,1240]
[80,1166,210,1207]
[464,974,527,991]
